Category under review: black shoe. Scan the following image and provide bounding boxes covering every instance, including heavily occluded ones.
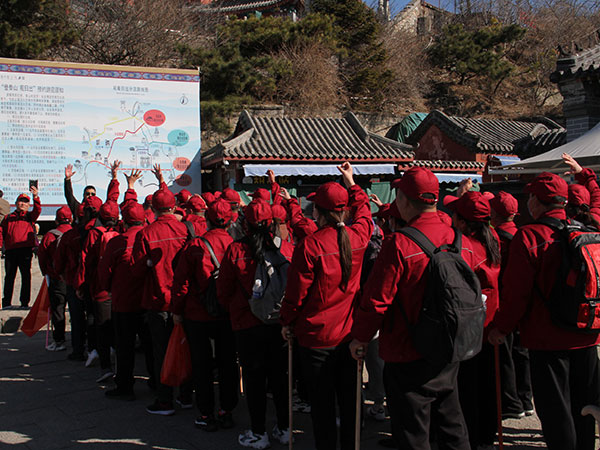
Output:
[195,414,218,432]
[378,437,397,448]
[502,410,525,420]
[217,410,234,429]
[67,352,85,361]
[105,388,135,401]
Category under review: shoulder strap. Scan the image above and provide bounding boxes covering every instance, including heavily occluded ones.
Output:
[397,226,437,257]
[184,220,197,240]
[496,228,514,242]
[536,216,565,230]
[49,229,64,238]
[200,237,220,269]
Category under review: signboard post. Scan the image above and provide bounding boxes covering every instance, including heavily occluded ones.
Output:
[0,58,201,219]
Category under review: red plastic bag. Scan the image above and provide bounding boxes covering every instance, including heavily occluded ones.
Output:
[160,323,192,386]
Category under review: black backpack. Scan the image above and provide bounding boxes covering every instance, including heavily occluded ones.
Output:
[199,237,227,318]
[536,217,600,334]
[247,243,290,324]
[397,227,485,365]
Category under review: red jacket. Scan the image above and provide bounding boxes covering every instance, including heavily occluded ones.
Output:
[284,198,317,242]
[280,185,373,348]
[575,167,600,224]
[218,236,294,331]
[98,225,144,312]
[494,208,600,350]
[38,223,72,279]
[132,214,188,311]
[185,214,207,236]
[171,228,233,321]
[80,225,120,301]
[495,221,517,277]
[54,227,83,288]
[0,196,41,249]
[352,212,480,363]
[468,230,500,332]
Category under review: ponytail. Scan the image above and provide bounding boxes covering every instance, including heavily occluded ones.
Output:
[247,220,279,265]
[459,214,501,266]
[317,206,352,291]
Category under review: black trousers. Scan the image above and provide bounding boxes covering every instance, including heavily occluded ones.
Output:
[66,286,86,356]
[512,332,533,411]
[499,332,533,414]
[113,311,154,392]
[184,319,239,416]
[3,247,33,307]
[529,346,600,450]
[299,342,359,450]
[94,299,113,370]
[81,287,97,352]
[236,324,288,435]
[458,343,497,448]
[48,278,67,343]
[146,311,174,404]
[383,359,470,450]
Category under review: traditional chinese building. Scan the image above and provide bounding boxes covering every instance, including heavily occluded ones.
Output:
[189,0,305,18]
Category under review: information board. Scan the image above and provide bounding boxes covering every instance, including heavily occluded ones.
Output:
[0,58,201,218]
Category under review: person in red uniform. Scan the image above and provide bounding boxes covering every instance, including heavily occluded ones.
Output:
[279,187,318,241]
[143,194,155,225]
[350,167,477,450]
[445,190,501,450]
[171,198,238,432]
[280,162,373,450]
[217,198,294,449]
[222,187,245,241]
[563,153,600,228]
[1,186,41,309]
[490,191,534,419]
[132,164,188,416]
[99,202,153,400]
[184,195,208,236]
[488,172,600,450]
[38,206,73,351]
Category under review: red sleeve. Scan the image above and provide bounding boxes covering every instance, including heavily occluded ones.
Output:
[37,233,55,276]
[347,185,373,242]
[123,188,138,204]
[494,229,537,334]
[576,168,600,218]
[98,239,117,291]
[271,181,282,206]
[216,245,237,311]
[280,239,315,326]
[285,198,317,240]
[131,231,150,278]
[30,196,41,223]
[171,243,194,316]
[0,217,6,250]
[352,236,404,343]
[107,179,119,202]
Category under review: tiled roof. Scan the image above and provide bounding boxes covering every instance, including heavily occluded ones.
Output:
[513,128,567,159]
[203,111,415,166]
[405,110,564,155]
[193,0,300,13]
[397,160,485,171]
[551,43,600,82]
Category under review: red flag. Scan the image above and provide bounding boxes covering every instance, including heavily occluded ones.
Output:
[21,278,50,337]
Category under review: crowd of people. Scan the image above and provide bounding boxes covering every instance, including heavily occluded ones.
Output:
[1,154,600,450]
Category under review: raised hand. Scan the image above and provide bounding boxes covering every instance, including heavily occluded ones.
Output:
[457,178,473,197]
[279,187,292,201]
[369,193,383,207]
[110,160,122,180]
[124,169,143,188]
[65,164,75,180]
[337,161,355,188]
[562,153,583,175]
[151,164,164,183]
[30,185,39,198]
[267,169,276,185]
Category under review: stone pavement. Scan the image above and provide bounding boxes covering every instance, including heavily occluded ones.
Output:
[0,262,548,449]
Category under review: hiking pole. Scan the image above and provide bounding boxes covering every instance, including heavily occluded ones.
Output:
[238,357,244,397]
[494,343,504,450]
[288,337,293,450]
[355,347,364,450]
[45,307,51,348]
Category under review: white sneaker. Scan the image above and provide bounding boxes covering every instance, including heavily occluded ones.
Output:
[85,349,99,368]
[46,341,66,352]
[96,369,114,383]
[238,430,270,449]
[272,425,292,445]
[366,404,386,421]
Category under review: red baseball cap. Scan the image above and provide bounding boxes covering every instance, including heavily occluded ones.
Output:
[445,191,491,223]
[222,187,241,204]
[201,192,216,205]
[307,182,348,212]
[56,206,72,222]
[392,167,439,204]
[188,196,207,212]
[525,172,568,204]
[245,199,273,226]
[175,189,191,205]
[271,204,287,221]
[249,188,271,202]
[100,201,119,220]
[174,206,186,217]
[568,184,591,207]
[144,194,153,206]
[207,198,233,225]
[83,195,103,212]
[16,193,30,203]
[122,203,145,224]
[490,191,519,218]
[152,188,176,210]
[214,191,222,199]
